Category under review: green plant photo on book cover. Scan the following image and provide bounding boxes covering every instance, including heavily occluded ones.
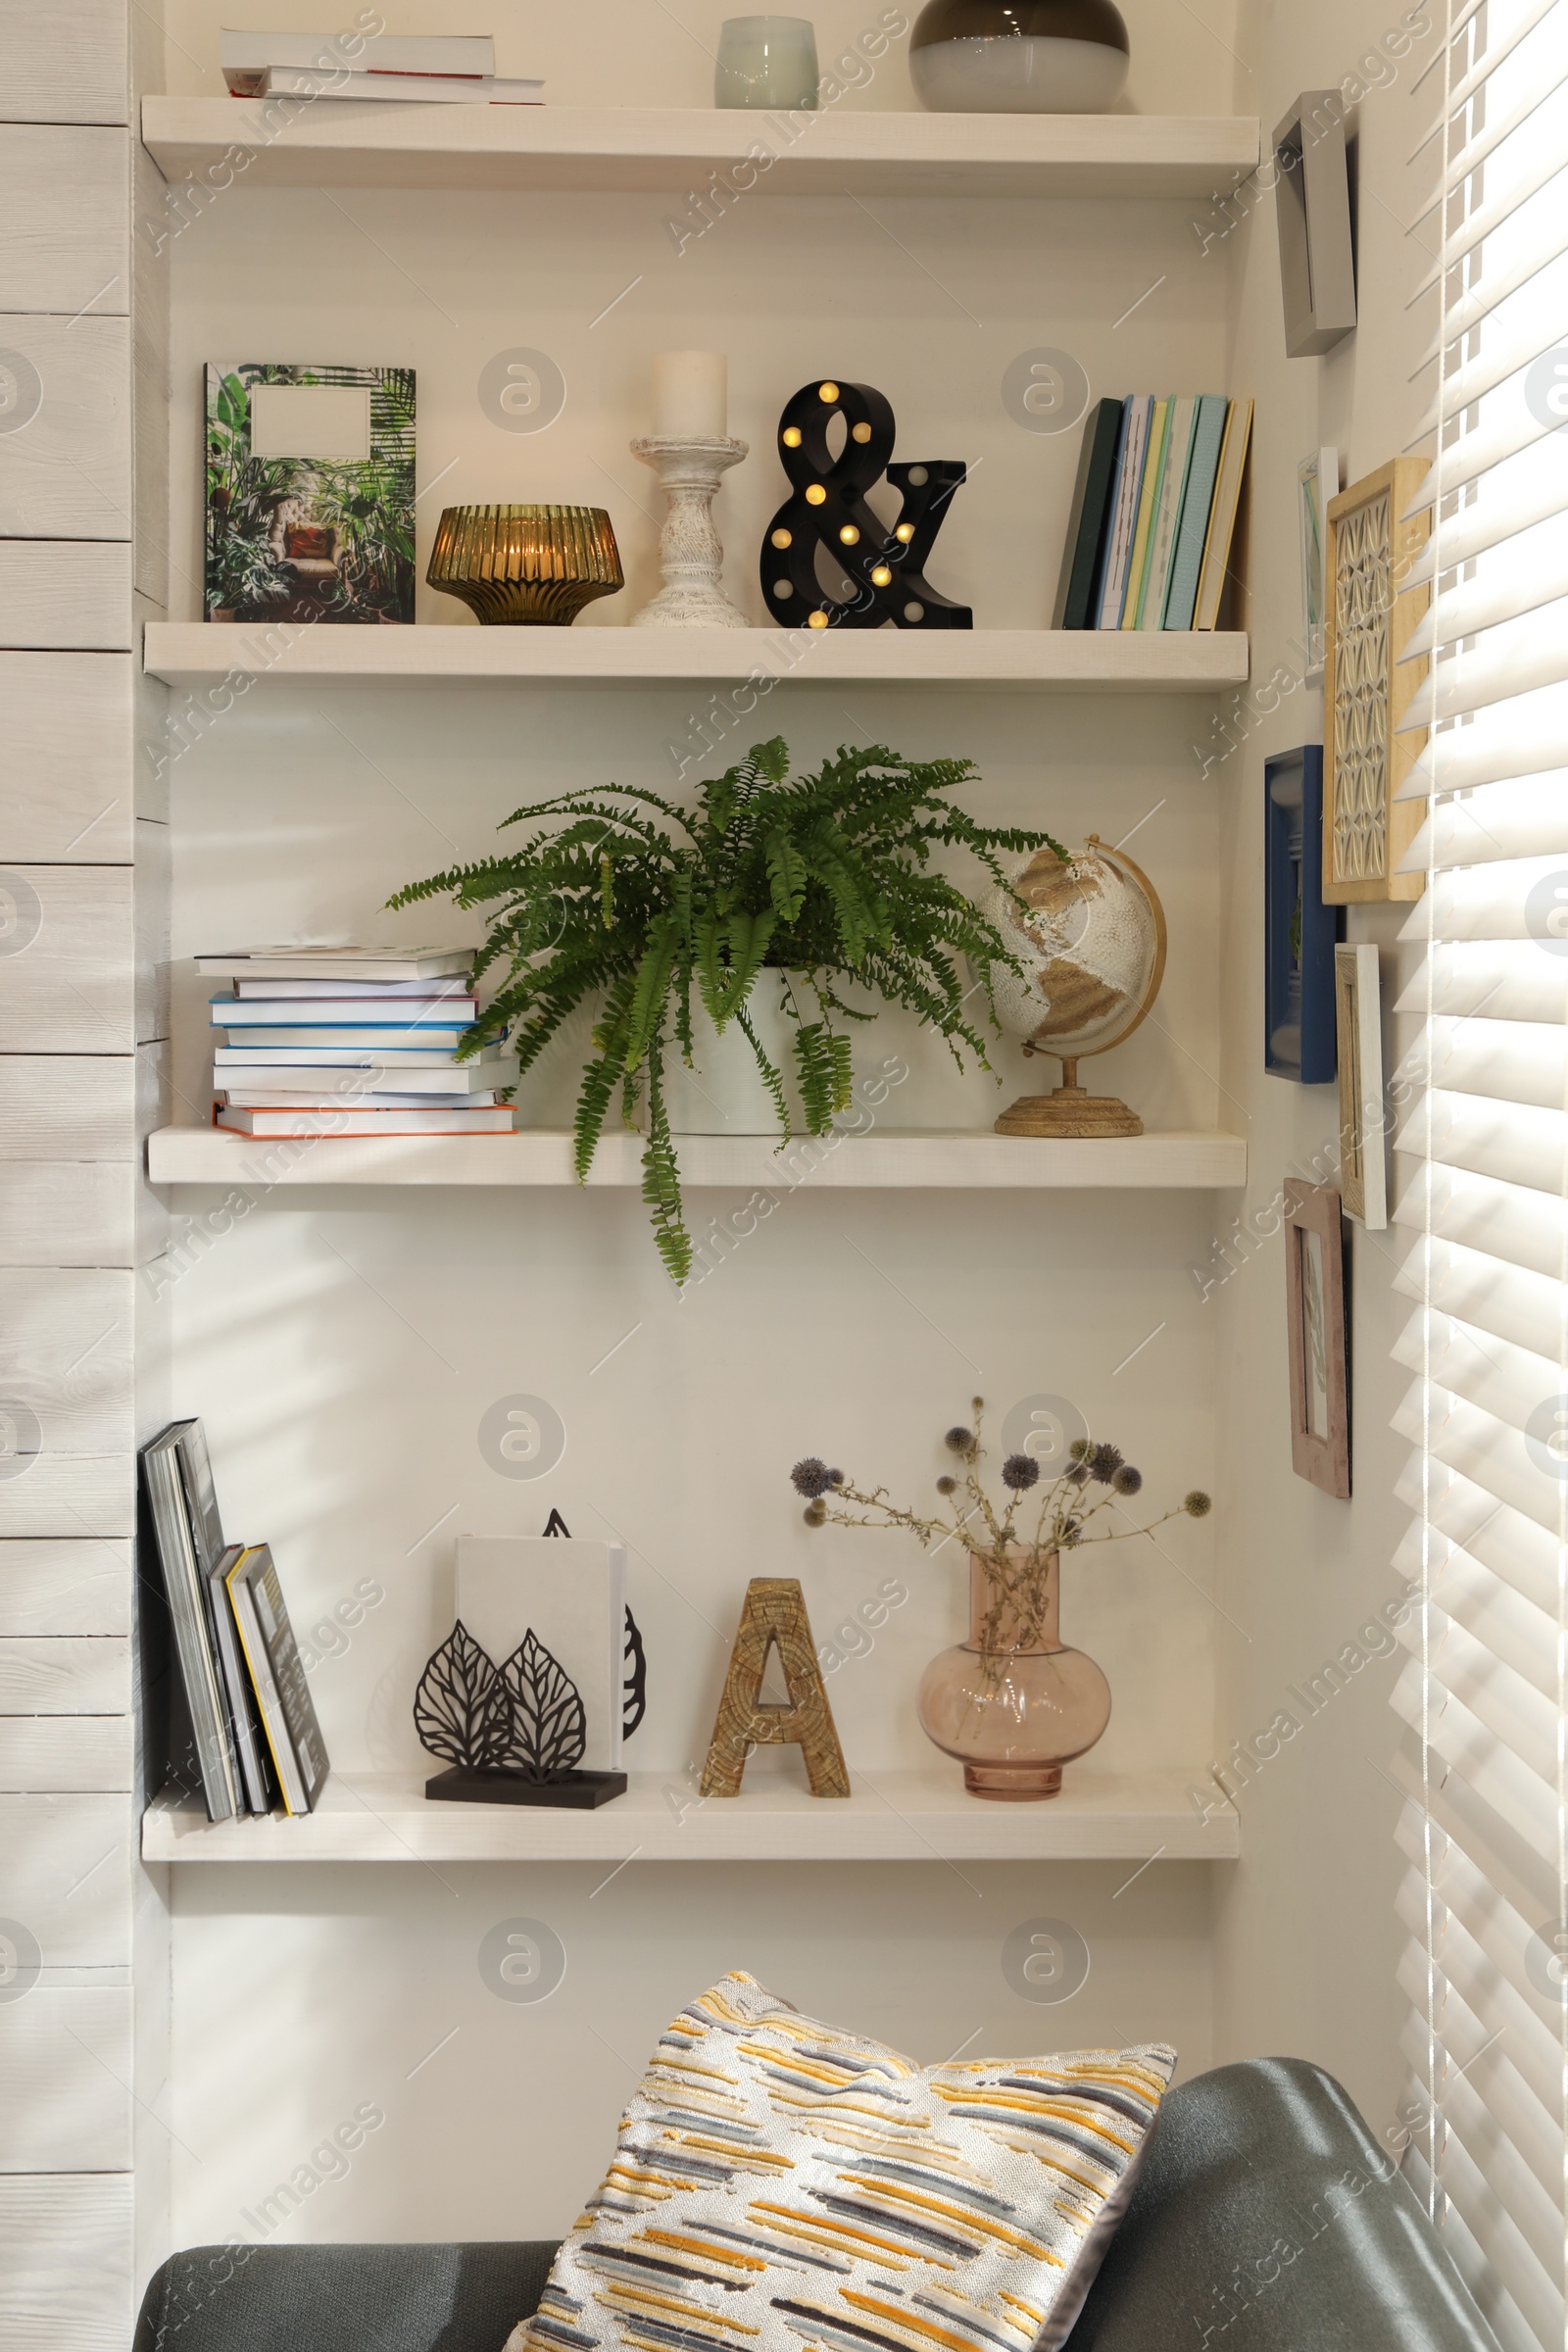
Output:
[389,739,1061,1281]
[204,362,416,625]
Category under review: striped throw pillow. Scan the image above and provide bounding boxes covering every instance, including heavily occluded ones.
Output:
[514,1971,1174,2352]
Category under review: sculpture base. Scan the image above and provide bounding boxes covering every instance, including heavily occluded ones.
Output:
[630,434,749,629]
[424,1767,627,1809]
[995,1089,1143,1138]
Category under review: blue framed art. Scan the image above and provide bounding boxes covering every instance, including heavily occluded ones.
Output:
[1264,745,1341,1083]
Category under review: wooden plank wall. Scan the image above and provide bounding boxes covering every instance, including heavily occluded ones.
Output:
[0,1,168,2337]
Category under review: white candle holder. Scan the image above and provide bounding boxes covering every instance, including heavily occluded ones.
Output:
[630,435,750,628]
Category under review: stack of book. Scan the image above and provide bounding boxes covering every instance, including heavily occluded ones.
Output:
[201,945,514,1138]
[1054,395,1253,633]
[220,29,544,105]
[141,1420,330,1822]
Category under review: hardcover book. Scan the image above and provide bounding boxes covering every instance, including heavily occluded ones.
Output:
[140,1426,240,1822]
[205,364,416,625]
[226,1545,331,1815]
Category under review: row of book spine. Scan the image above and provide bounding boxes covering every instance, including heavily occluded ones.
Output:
[1054,393,1253,634]
[141,1420,330,1821]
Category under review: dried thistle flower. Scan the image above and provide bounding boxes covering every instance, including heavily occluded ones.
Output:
[1001,1452,1040,1492]
[1087,1442,1124,1484]
[1184,1490,1213,1518]
[803,1500,827,1527]
[791,1457,834,1498]
[945,1426,976,1454]
[936,1475,957,1496]
[1112,1464,1143,1495]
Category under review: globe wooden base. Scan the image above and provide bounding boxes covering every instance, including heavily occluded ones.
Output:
[996,1086,1144,1139]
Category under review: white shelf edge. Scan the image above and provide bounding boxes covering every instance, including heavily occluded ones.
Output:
[141,1768,1240,1862]
[142,622,1250,692]
[146,1125,1249,1190]
[140,100,1260,200]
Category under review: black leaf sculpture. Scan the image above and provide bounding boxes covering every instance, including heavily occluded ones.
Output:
[622,1607,647,1739]
[492,1631,587,1783]
[414,1621,508,1770]
[415,1618,627,1809]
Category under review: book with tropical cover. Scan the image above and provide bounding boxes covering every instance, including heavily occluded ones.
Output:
[204,362,416,624]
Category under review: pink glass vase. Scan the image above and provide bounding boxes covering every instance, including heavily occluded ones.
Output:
[916,1549,1111,1799]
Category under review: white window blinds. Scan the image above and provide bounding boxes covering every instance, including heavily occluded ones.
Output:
[1392,3,1568,2348]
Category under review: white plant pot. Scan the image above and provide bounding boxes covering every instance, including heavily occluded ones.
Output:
[662,977,802,1135]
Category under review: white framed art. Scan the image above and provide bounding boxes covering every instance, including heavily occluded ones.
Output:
[1297,446,1338,682]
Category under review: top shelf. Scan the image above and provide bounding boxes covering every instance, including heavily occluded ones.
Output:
[140,100,1259,200]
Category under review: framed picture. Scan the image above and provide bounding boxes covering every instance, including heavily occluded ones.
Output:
[1335,944,1387,1230]
[1297,447,1338,682]
[1322,457,1430,906]
[1264,745,1341,1083]
[1284,1181,1349,1498]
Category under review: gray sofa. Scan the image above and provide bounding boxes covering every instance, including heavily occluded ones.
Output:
[133,2058,1501,2352]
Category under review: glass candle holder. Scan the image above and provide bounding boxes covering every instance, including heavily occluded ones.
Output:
[714,15,819,109]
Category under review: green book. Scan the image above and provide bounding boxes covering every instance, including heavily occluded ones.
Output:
[1139,396,1198,631]
[1162,396,1230,630]
[1121,399,1169,631]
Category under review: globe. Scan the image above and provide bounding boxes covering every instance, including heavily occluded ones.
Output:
[976,836,1166,1137]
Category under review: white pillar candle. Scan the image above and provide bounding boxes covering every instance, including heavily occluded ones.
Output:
[652,350,728,439]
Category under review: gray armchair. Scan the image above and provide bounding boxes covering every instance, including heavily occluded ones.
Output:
[133,2059,1501,2352]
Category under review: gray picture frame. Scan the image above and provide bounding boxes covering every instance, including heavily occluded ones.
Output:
[1273,94,1357,358]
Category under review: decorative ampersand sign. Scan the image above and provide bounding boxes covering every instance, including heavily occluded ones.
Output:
[760,378,972,632]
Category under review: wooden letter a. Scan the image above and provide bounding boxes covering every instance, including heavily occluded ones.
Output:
[701,1577,850,1798]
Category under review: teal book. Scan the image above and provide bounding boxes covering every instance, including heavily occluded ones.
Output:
[1162,395,1230,630]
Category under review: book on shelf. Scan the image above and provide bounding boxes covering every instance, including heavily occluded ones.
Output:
[1051,397,1123,631]
[215,996,478,1024]
[233,976,475,1000]
[222,30,498,84]
[206,366,416,626]
[1058,394,1251,632]
[220,1026,474,1050]
[197,946,475,980]
[1162,394,1230,632]
[217,1105,514,1136]
[219,1087,502,1108]
[1138,394,1197,631]
[172,1420,277,1817]
[226,1546,331,1816]
[1121,398,1168,630]
[255,65,544,102]
[212,1055,508,1089]
[1095,396,1152,629]
[141,1425,242,1822]
[1194,399,1253,633]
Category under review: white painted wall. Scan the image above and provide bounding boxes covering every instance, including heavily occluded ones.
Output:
[1202,0,1442,2132]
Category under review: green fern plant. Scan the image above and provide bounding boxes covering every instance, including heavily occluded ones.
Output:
[388,738,1061,1282]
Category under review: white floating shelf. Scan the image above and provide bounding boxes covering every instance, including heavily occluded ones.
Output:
[146,1125,1248,1190]
[141,1768,1239,1863]
[142,623,1248,692]
[140,101,1258,201]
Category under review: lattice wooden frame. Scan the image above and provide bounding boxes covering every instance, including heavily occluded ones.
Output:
[1321,457,1429,905]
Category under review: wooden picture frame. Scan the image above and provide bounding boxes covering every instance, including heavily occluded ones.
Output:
[1284,1180,1349,1497]
[1335,944,1387,1231]
[1297,447,1338,683]
[1322,457,1429,906]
